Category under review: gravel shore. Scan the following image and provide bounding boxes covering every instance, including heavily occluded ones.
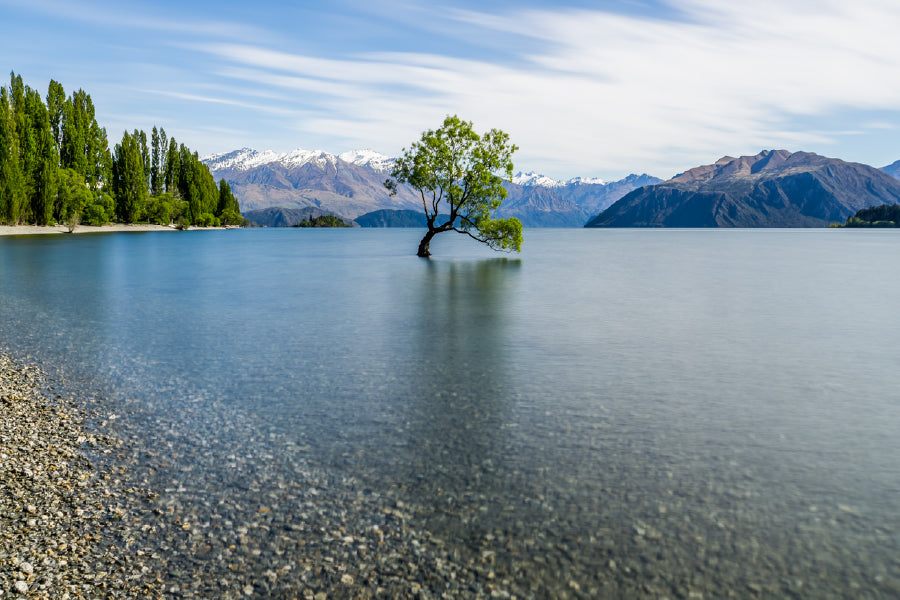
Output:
[0,224,234,236]
[0,351,162,599]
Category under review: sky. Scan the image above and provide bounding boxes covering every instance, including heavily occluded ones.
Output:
[2,0,900,181]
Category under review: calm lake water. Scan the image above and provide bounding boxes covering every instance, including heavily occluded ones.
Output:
[1,228,898,598]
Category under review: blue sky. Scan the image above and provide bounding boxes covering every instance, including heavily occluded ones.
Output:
[3,0,900,180]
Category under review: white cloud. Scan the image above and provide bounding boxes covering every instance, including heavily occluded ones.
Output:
[187,0,900,179]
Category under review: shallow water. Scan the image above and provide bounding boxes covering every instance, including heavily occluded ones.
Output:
[1,228,898,597]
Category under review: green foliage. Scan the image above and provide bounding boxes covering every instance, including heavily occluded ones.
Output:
[386,115,523,257]
[112,130,148,222]
[164,137,180,196]
[145,192,184,225]
[292,214,351,227]
[150,126,163,196]
[0,85,26,224]
[1,72,243,228]
[24,85,58,225]
[82,192,115,226]
[54,167,93,223]
[217,180,243,225]
[843,204,900,227]
[46,80,65,152]
[193,212,221,227]
[59,88,109,189]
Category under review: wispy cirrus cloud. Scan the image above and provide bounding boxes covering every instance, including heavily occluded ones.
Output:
[179,0,900,178]
[5,0,900,178]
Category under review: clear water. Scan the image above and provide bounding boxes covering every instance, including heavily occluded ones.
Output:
[1,228,898,597]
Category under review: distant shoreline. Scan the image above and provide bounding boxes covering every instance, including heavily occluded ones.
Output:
[0,224,230,236]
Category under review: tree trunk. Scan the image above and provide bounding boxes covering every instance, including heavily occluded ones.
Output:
[417,228,436,257]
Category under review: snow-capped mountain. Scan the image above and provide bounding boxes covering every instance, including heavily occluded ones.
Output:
[202,146,661,226]
[202,146,374,172]
[203,147,422,220]
[512,171,607,188]
[338,149,395,173]
[567,176,607,186]
[512,171,566,188]
[202,148,284,172]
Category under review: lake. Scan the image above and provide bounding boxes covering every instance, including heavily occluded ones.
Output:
[1,228,898,598]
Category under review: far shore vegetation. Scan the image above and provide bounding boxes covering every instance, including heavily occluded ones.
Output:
[291,215,352,228]
[0,72,246,229]
[837,203,900,228]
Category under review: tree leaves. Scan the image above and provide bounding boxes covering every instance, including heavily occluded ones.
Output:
[387,115,523,256]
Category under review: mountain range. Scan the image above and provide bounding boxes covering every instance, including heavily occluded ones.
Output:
[587,150,900,228]
[202,148,660,227]
[883,159,900,180]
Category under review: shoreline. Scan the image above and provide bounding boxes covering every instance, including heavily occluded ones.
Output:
[0,224,232,236]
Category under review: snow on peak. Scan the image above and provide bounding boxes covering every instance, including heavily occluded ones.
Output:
[204,146,397,173]
[202,148,282,172]
[512,171,565,187]
[566,176,605,186]
[338,149,395,172]
[280,148,339,169]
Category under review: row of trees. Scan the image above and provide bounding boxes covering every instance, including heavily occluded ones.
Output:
[843,203,900,227]
[0,72,242,227]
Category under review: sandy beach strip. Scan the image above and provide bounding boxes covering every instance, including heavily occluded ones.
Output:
[0,224,181,236]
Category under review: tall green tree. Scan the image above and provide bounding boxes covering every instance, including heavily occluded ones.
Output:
[61,89,91,178]
[164,136,180,196]
[112,130,148,222]
[158,127,167,191]
[217,179,242,225]
[0,86,26,224]
[10,73,36,219]
[137,129,150,192]
[385,115,523,257]
[59,89,110,190]
[150,125,162,196]
[46,79,65,154]
[90,122,112,190]
[25,88,58,225]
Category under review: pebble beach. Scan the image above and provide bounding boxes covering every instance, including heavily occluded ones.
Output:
[0,351,161,598]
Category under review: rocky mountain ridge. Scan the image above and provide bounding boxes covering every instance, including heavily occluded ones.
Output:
[587,150,900,228]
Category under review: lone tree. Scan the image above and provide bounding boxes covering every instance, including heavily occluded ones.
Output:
[385,115,523,257]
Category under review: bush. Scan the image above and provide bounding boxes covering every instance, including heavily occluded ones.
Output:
[82,193,115,226]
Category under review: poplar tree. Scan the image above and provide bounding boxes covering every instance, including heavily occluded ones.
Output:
[25,88,58,225]
[137,129,150,192]
[164,136,180,196]
[46,79,65,154]
[112,131,148,222]
[61,89,91,177]
[158,127,167,187]
[217,179,241,225]
[90,122,112,190]
[0,86,26,224]
[150,125,162,196]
